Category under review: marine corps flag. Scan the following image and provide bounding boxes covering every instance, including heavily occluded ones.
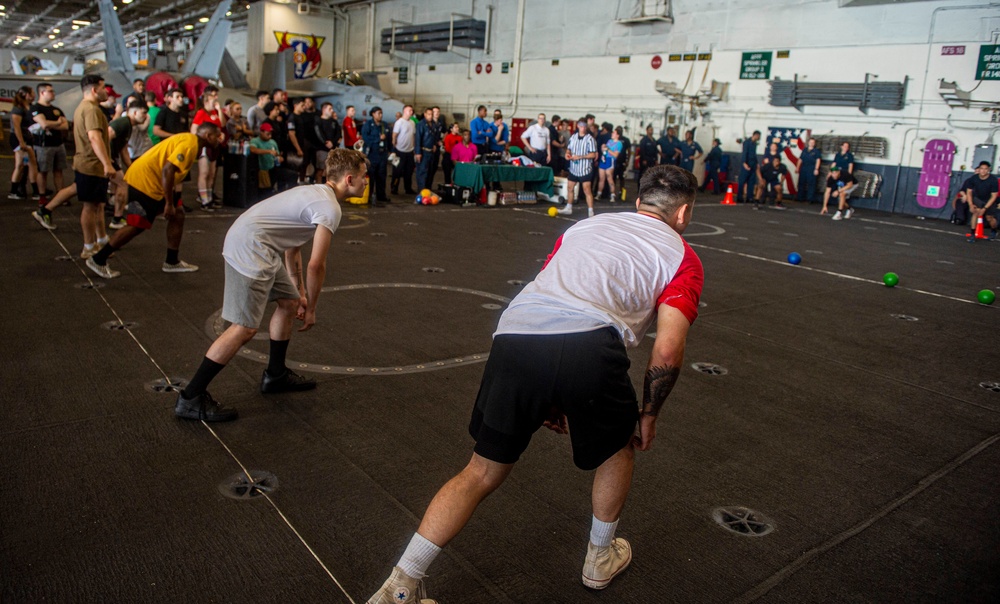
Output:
[274,31,325,79]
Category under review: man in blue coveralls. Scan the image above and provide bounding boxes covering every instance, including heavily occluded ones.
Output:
[737,131,760,203]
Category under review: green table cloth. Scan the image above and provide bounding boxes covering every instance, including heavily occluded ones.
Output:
[453,163,555,196]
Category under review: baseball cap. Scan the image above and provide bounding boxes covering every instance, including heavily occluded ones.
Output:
[105,85,121,98]
[259,123,273,132]
[830,164,841,172]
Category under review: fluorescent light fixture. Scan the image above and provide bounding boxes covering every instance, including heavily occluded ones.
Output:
[0,5,6,10]
[72,19,91,25]
[198,17,209,23]
[122,0,134,4]
[42,48,48,52]
[48,34,56,39]
[184,24,194,30]
[274,0,291,3]
[72,24,79,30]
[52,28,60,33]
[226,11,232,16]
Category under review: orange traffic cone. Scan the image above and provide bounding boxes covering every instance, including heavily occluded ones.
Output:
[969,216,989,240]
[721,184,736,205]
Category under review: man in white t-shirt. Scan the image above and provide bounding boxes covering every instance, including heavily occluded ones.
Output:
[174,149,369,422]
[391,104,416,195]
[520,112,551,166]
[367,165,704,604]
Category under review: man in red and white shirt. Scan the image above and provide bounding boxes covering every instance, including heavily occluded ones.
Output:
[191,85,227,210]
[367,164,704,604]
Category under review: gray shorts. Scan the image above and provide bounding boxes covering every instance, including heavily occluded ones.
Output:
[34,145,67,172]
[316,149,329,168]
[222,261,300,329]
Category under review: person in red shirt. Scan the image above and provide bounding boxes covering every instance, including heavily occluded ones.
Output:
[342,105,359,150]
[441,123,462,185]
[191,85,227,210]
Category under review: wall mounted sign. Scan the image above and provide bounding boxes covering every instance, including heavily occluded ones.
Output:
[976,44,1000,80]
[740,51,772,80]
[274,31,325,79]
[651,55,662,69]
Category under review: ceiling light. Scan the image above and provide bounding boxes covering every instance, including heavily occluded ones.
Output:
[198,17,209,23]
[42,48,48,53]
[226,11,232,16]
[184,24,194,30]
[72,19,91,25]
[0,5,6,10]
[71,24,79,30]
[122,0,134,4]
[48,34,56,39]
[52,28,60,33]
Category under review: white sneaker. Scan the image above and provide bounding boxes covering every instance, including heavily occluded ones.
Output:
[80,244,101,259]
[109,217,127,229]
[367,566,437,604]
[587,208,595,217]
[86,257,120,279]
[162,260,199,273]
[556,204,574,216]
[582,538,632,590]
[843,208,854,219]
[831,210,843,221]
[32,210,56,230]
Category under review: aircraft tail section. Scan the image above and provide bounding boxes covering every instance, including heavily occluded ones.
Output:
[97,0,135,79]
[182,0,233,79]
[219,49,250,91]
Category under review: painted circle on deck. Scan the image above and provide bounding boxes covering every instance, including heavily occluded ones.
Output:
[205,283,511,375]
[684,222,725,237]
[340,214,371,229]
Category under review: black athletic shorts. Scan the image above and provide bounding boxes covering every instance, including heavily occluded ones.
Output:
[567,172,592,184]
[469,327,639,471]
[75,172,109,204]
[126,185,177,230]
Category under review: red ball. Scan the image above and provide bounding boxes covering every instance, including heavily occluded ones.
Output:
[421,196,431,205]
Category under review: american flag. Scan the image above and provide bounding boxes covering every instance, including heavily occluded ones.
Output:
[767,127,811,196]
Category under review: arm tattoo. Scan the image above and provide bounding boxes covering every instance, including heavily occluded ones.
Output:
[642,364,680,417]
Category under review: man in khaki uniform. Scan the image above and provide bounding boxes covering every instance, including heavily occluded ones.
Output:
[73,74,115,259]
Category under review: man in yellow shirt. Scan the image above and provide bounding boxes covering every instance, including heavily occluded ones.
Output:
[86,123,222,279]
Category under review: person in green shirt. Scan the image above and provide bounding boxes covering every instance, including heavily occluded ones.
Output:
[147,93,162,145]
[250,123,281,196]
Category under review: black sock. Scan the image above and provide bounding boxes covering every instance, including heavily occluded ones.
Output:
[268,339,290,375]
[92,243,118,265]
[182,357,226,399]
[166,248,179,265]
[39,207,52,217]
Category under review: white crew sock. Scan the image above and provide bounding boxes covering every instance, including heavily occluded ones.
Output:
[587,208,595,217]
[96,236,109,246]
[84,242,95,251]
[590,515,618,548]
[397,533,441,580]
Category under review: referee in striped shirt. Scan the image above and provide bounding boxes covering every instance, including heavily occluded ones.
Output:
[558,119,598,217]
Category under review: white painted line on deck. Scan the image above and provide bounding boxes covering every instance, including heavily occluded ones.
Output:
[687,241,985,306]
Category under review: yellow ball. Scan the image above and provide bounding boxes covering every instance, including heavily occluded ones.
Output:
[548,206,558,217]
[420,188,432,197]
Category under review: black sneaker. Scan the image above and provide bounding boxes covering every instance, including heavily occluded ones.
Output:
[174,391,238,422]
[260,368,317,393]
